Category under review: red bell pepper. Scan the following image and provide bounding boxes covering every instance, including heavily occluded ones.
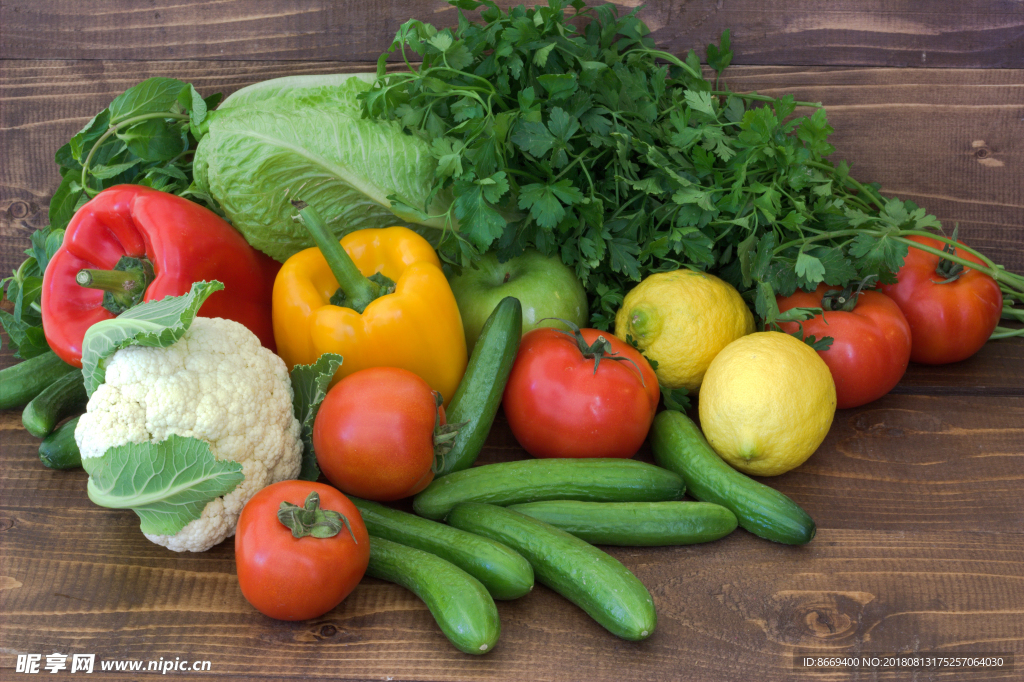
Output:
[41,185,280,367]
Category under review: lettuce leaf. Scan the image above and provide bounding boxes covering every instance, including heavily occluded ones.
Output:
[193,74,447,262]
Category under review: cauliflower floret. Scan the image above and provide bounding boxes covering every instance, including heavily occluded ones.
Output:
[76,316,302,552]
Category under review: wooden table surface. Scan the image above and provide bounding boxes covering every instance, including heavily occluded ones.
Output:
[1,2,1022,681]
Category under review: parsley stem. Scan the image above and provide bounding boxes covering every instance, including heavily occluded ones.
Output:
[709,91,822,109]
[991,328,1024,339]
[773,227,1024,293]
[805,160,886,208]
[895,229,997,269]
[891,236,1024,291]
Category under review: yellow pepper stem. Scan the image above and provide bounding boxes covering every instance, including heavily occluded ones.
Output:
[291,200,387,314]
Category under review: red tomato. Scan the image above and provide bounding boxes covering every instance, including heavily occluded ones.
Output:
[313,366,440,501]
[879,235,1002,364]
[235,480,369,621]
[502,327,660,459]
[777,284,912,409]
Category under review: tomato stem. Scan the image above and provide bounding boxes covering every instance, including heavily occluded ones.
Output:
[431,391,464,471]
[544,317,649,385]
[277,491,357,541]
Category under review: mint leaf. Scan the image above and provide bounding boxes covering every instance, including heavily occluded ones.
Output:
[80,280,224,396]
[290,353,344,481]
[85,434,244,536]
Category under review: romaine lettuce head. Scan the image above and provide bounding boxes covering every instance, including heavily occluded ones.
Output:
[193,74,447,263]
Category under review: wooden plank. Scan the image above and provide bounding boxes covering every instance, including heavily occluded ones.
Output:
[1,1,1021,68]
[896,338,1024,396]
[2,382,1022,539]
[0,528,1020,681]
[2,61,1022,277]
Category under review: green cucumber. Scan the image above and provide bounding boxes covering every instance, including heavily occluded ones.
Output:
[412,458,685,521]
[366,536,500,655]
[351,497,533,599]
[22,369,88,438]
[0,351,78,411]
[39,415,82,470]
[650,410,816,545]
[507,500,738,546]
[447,503,656,641]
[437,296,522,476]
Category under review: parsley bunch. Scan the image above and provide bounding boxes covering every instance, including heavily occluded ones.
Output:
[362,0,1024,330]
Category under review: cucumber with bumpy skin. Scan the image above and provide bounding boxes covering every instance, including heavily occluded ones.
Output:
[22,370,88,438]
[0,351,78,411]
[366,536,500,655]
[350,496,533,599]
[507,500,737,546]
[447,503,657,641]
[412,458,685,521]
[650,410,816,545]
[39,415,82,470]
[437,296,522,476]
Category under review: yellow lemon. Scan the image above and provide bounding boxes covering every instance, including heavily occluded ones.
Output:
[614,270,754,391]
[698,332,836,476]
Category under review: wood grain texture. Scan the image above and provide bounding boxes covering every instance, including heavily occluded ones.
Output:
[1,2,1023,680]
[1,388,1022,681]
[1,0,1022,68]
[1,528,1021,681]
[2,61,1022,278]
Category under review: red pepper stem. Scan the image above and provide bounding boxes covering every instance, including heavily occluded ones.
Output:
[292,201,382,314]
[75,268,147,297]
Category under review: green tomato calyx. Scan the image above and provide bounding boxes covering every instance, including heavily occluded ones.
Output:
[278,491,357,542]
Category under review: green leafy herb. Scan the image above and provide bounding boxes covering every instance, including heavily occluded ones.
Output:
[51,77,220,231]
[80,280,223,395]
[289,353,344,481]
[1,226,65,358]
[84,434,244,535]
[362,1,1024,328]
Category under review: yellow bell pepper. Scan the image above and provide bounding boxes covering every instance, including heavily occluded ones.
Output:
[272,205,467,405]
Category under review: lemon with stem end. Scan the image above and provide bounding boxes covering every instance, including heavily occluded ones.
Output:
[614,270,754,391]
[698,331,837,477]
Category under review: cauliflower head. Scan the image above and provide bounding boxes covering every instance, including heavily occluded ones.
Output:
[76,316,302,552]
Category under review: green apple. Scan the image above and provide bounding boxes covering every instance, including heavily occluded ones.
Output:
[448,250,589,353]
